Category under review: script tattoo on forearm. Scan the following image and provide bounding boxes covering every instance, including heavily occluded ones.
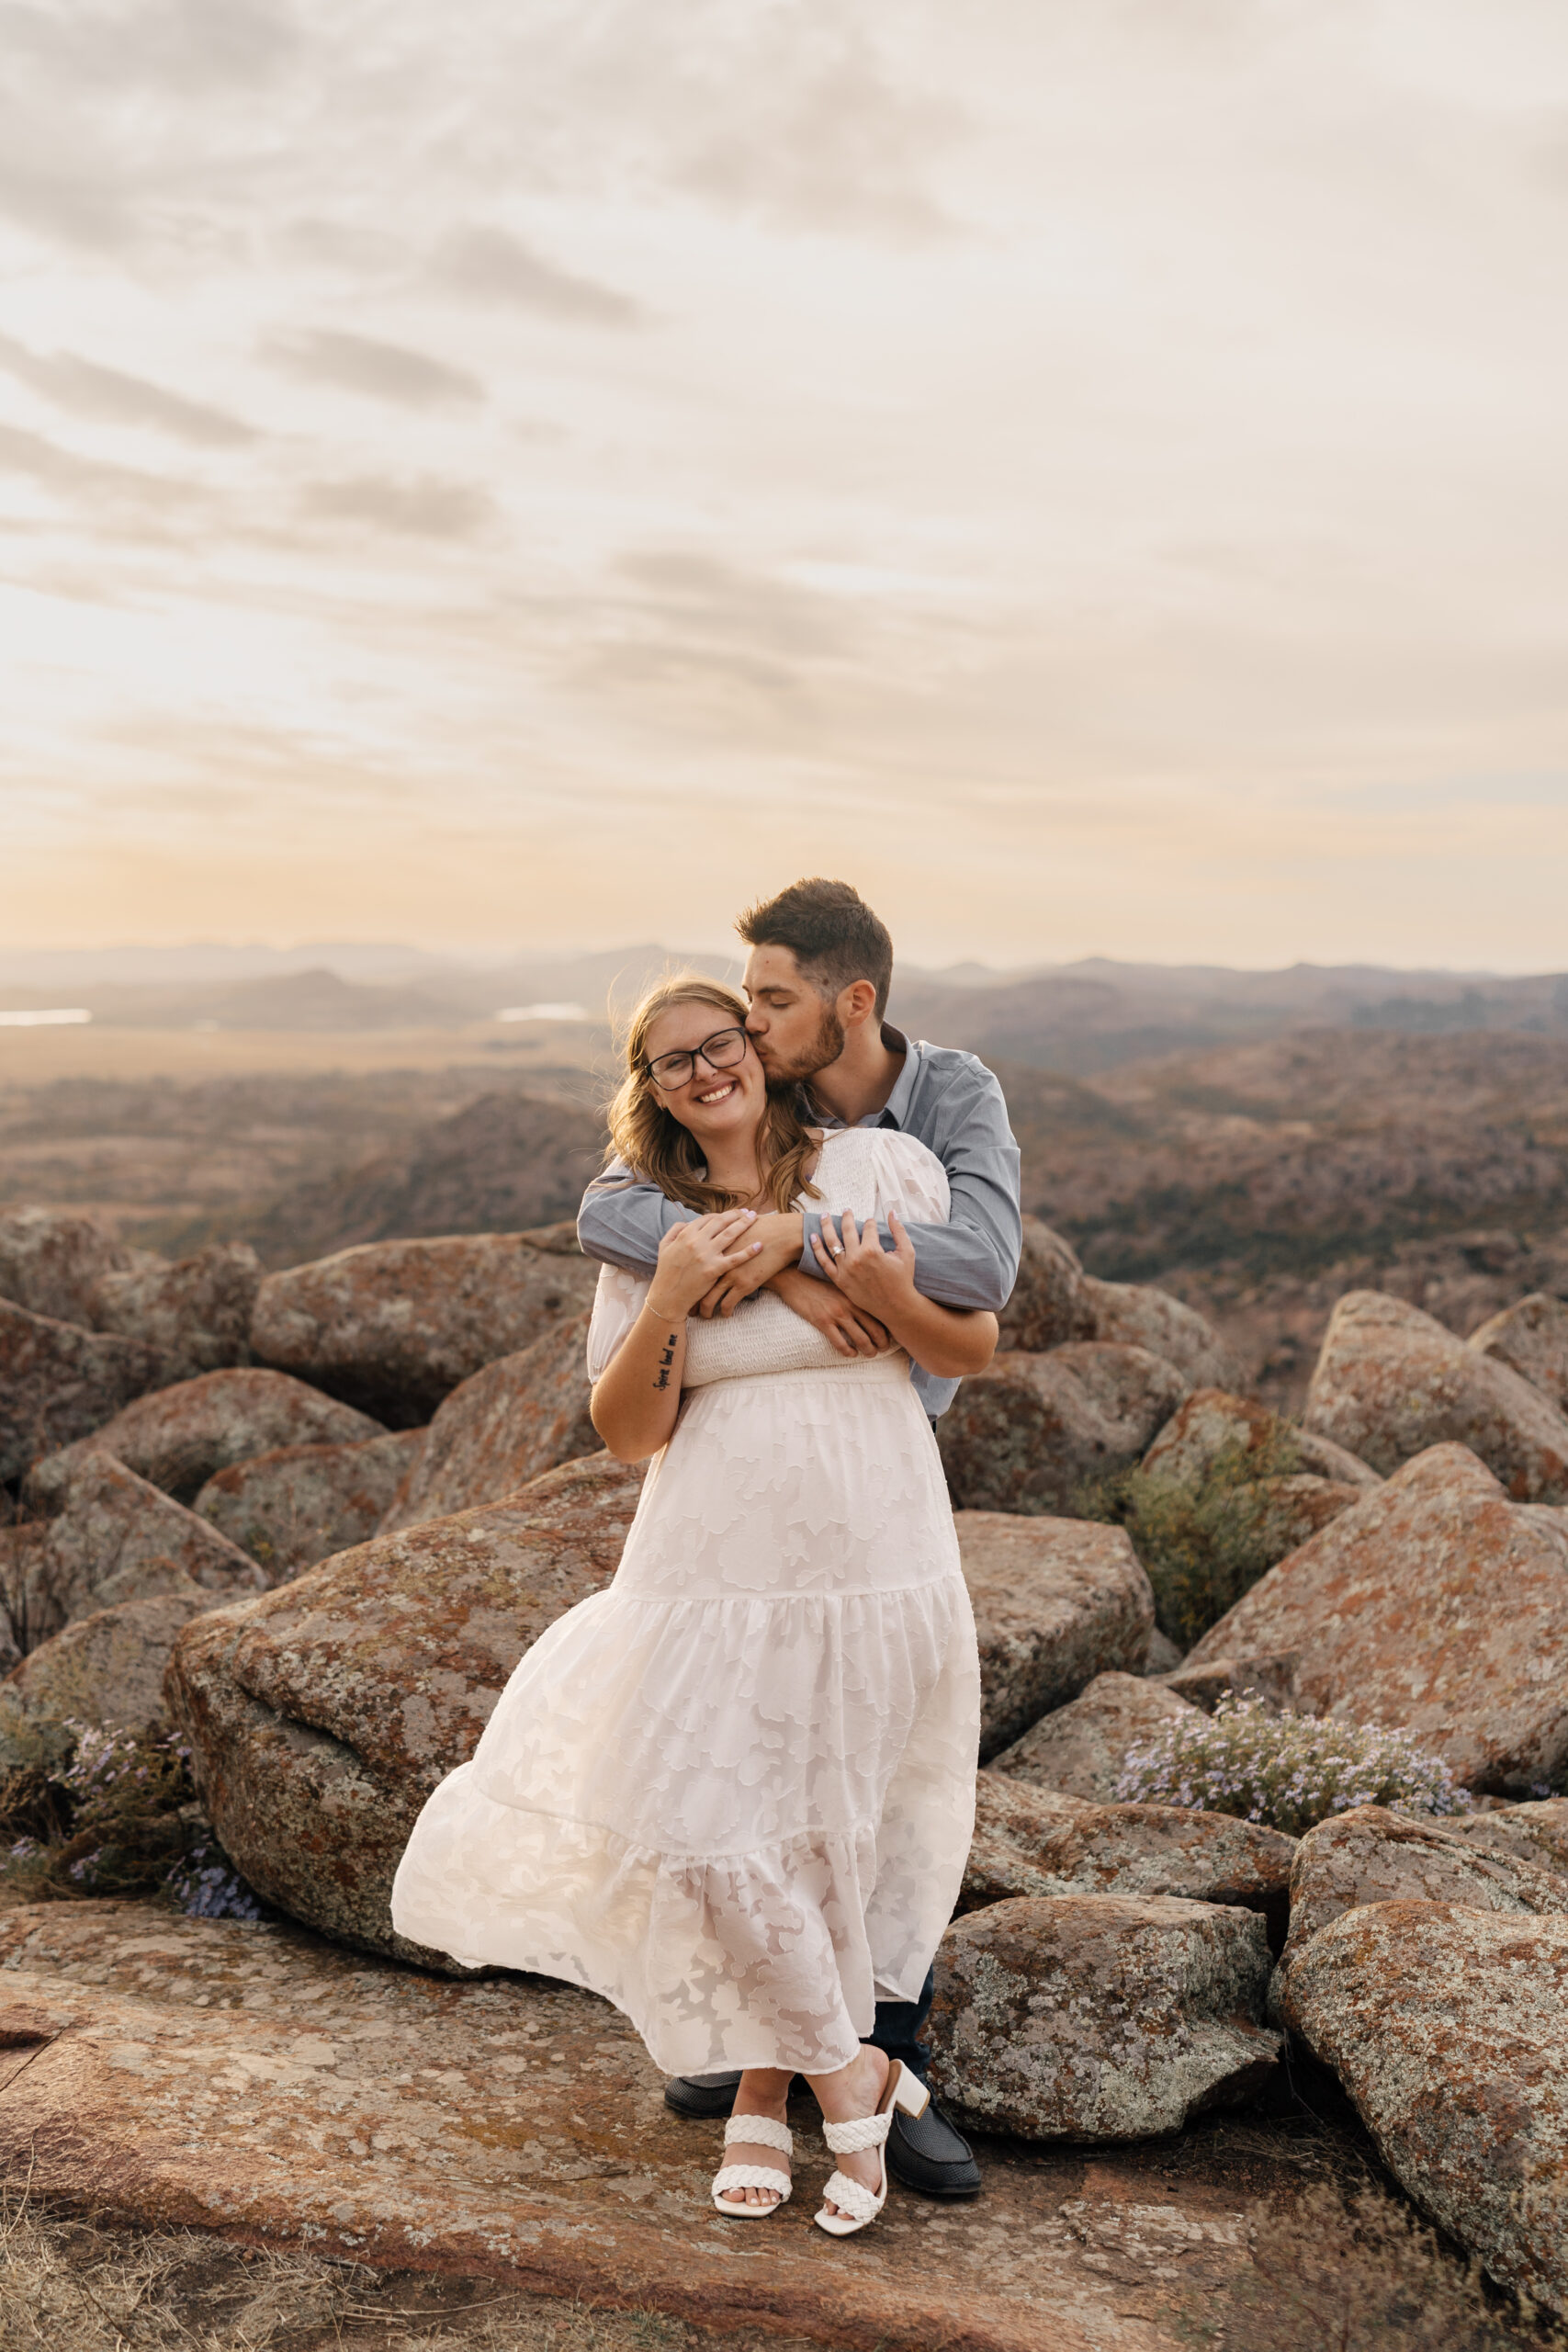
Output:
[653,1329,679,1391]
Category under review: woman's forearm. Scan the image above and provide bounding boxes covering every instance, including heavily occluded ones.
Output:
[590,1302,689,1460]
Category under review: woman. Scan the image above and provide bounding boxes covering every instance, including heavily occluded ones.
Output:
[392,976,993,2237]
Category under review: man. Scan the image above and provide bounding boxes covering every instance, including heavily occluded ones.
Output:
[577,876,1022,2199]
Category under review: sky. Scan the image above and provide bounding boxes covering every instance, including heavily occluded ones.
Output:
[2,0,1567,971]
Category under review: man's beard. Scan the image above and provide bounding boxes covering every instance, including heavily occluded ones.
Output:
[759,1001,845,1089]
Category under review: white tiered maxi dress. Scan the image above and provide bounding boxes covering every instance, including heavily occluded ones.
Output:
[390,1125,981,2078]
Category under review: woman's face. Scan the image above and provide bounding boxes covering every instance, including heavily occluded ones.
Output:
[642,1000,766,1151]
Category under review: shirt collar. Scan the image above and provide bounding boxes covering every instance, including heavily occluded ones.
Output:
[869,1024,919,1129]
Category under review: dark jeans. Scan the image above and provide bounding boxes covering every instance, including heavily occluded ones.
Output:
[867,1964,934,2078]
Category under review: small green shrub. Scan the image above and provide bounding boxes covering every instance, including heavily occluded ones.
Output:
[1,1723,262,1919]
[1116,1693,1472,1837]
[1077,1426,1303,1650]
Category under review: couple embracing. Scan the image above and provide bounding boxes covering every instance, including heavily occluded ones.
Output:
[393,878,1022,2235]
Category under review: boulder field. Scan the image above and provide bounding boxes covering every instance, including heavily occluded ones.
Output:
[0,1899,1309,2352]
[1143,1386,1381,1489]
[251,1226,599,1422]
[1305,1289,1568,1499]
[9,1194,1568,2319]
[380,1312,596,1532]
[954,1512,1154,1756]
[989,1670,1197,1800]
[0,1451,265,1764]
[28,1365,386,1510]
[0,1298,160,1482]
[940,1342,1191,1514]
[85,1239,261,1384]
[12,1449,262,1634]
[1185,1442,1568,1792]
[1275,1803,1568,1980]
[996,1214,1240,1390]
[0,1204,137,1326]
[1468,1290,1568,1414]
[962,1771,1296,1942]
[0,1207,258,1379]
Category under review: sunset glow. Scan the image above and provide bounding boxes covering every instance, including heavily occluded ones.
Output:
[3,1,1566,967]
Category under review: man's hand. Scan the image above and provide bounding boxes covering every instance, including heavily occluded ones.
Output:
[695,1211,804,1317]
[810,1209,919,1323]
[768,1266,890,1359]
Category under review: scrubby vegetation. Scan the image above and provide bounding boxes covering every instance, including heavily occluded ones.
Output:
[1117,1693,1472,1838]
[0,1723,259,1917]
[1077,1426,1303,1649]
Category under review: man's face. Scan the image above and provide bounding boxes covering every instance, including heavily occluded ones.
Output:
[742,944,844,1085]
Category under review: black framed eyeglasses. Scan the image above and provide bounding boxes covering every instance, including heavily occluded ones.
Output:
[645,1025,749,1091]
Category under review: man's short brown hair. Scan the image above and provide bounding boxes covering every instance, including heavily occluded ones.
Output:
[738,878,895,1019]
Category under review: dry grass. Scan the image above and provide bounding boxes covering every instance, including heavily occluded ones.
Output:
[1189,2179,1565,2352]
[0,2184,822,2352]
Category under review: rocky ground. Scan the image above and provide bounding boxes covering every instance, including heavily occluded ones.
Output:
[0,1897,1550,2352]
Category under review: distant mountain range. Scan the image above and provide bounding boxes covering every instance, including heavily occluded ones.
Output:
[3,944,1566,1074]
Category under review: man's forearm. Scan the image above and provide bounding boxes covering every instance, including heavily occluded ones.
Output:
[577,1178,691,1276]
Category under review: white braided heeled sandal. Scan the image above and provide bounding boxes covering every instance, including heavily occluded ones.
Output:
[711,2112,794,2218]
[815,2059,930,2238]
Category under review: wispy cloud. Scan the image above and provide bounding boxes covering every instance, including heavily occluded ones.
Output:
[0,331,255,446]
[432,225,643,325]
[263,329,484,407]
[671,21,969,242]
[0,420,205,524]
[0,0,300,94]
[0,139,130,251]
[299,473,492,537]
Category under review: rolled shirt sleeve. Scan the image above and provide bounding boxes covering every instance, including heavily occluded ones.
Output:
[577,1170,696,1276]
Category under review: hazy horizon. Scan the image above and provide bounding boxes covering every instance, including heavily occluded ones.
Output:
[2,936,1563,990]
[4,1,1567,968]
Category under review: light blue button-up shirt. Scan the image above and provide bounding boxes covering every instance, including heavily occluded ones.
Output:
[576,1025,1022,1417]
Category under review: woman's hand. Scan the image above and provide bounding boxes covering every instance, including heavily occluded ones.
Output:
[647,1210,763,1322]
[809,1210,918,1318]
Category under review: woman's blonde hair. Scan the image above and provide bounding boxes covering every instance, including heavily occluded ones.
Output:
[604,973,822,1216]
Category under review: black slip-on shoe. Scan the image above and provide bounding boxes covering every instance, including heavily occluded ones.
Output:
[663,2070,742,2120]
[885,2093,982,2199]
